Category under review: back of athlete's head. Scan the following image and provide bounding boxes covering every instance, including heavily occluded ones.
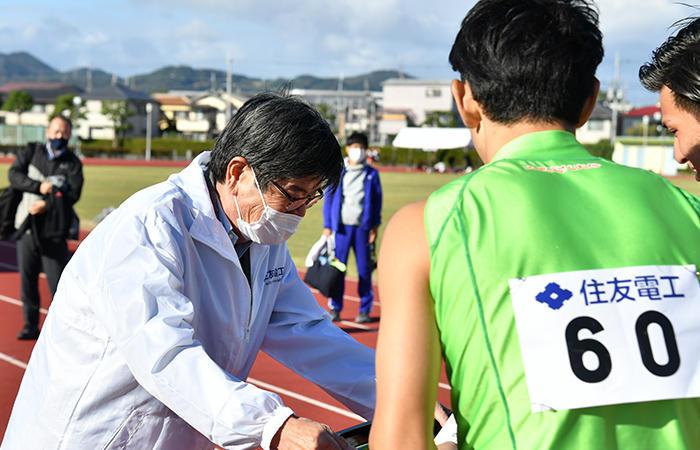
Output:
[640,17,700,117]
[449,0,604,126]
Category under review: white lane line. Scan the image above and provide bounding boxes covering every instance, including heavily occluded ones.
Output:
[0,261,18,271]
[0,294,48,315]
[0,292,367,421]
[0,352,27,369]
[339,320,373,331]
[307,287,381,308]
[439,382,451,391]
[248,377,364,422]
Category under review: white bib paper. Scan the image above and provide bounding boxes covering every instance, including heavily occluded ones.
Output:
[509,265,700,413]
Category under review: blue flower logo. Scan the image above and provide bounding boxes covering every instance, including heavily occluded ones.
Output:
[535,282,573,310]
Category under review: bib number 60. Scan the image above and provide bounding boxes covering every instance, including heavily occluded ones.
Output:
[565,311,681,383]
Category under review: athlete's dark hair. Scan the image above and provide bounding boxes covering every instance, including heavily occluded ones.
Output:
[640,17,700,117]
[210,92,343,189]
[448,0,604,126]
[346,132,369,149]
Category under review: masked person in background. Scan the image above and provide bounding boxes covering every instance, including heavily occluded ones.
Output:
[8,115,83,340]
[2,94,376,450]
[322,132,382,323]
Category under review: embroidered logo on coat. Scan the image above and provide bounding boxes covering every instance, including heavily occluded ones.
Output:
[264,267,285,285]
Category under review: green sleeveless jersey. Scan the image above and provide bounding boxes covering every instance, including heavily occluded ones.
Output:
[425,131,700,450]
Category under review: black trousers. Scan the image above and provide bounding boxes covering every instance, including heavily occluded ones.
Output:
[16,232,69,330]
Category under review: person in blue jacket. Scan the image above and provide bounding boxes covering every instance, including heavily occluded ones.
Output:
[322,132,382,323]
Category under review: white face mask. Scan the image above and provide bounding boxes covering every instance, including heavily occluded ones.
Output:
[347,147,366,164]
[233,167,302,245]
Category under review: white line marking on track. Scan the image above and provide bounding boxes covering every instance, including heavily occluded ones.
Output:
[0,293,373,419]
[307,287,381,308]
[439,382,451,390]
[0,352,27,369]
[339,320,373,331]
[248,377,364,422]
[0,293,48,315]
[0,261,17,271]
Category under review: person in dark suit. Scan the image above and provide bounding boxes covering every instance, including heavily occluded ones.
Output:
[9,115,83,340]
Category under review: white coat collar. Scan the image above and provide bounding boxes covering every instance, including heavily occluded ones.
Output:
[167,152,241,264]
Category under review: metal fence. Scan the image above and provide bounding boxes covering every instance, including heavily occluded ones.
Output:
[0,124,46,146]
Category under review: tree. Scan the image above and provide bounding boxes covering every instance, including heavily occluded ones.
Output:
[2,90,34,125]
[51,94,86,122]
[423,110,458,128]
[316,103,337,132]
[101,100,135,148]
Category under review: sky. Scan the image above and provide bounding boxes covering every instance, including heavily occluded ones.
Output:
[0,1,696,105]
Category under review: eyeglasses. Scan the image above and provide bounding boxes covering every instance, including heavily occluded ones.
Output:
[270,180,324,211]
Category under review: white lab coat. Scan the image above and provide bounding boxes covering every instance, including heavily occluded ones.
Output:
[1,153,376,450]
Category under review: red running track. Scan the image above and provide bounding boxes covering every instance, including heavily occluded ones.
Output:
[0,238,452,446]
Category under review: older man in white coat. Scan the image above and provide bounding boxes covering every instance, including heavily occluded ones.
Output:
[2,93,374,450]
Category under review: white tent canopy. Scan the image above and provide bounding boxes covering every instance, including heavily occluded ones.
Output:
[392,127,471,151]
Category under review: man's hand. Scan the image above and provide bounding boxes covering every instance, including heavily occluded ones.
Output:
[39,182,53,195]
[28,200,47,216]
[323,228,332,238]
[271,416,353,450]
[368,227,378,244]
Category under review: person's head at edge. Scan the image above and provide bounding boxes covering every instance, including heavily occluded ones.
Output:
[209,92,343,244]
[640,17,700,180]
[448,0,604,163]
[46,115,72,153]
[346,131,369,166]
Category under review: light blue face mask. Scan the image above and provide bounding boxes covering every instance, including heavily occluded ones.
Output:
[233,167,302,245]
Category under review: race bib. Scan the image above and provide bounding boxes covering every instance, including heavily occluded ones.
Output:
[509,265,700,413]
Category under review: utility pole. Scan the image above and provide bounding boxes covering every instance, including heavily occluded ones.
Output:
[145,102,153,161]
[336,73,345,142]
[608,51,622,145]
[226,57,233,123]
[86,67,93,94]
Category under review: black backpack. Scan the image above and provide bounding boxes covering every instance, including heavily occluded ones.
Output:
[0,186,22,240]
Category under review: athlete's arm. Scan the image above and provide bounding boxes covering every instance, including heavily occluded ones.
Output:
[369,201,442,450]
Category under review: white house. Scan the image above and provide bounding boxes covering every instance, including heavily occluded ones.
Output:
[76,84,159,141]
[380,79,454,125]
[577,102,613,144]
[290,88,381,144]
[153,90,248,140]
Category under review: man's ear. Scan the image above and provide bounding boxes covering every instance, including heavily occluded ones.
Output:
[576,77,601,128]
[225,156,248,192]
[451,79,482,129]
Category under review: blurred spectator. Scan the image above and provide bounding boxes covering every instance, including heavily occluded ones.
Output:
[323,132,382,323]
[9,115,83,340]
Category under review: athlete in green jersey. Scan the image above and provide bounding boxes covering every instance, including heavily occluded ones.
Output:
[370,1,700,450]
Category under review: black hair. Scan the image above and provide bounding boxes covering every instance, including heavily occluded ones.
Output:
[448,0,603,126]
[346,132,369,149]
[210,92,343,190]
[639,17,700,117]
[51,115,72,130]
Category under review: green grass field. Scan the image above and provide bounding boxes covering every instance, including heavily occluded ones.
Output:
[1,163,698,278]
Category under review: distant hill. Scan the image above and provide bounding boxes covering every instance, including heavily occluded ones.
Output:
[0,51,59,81]
[0,51,412,94]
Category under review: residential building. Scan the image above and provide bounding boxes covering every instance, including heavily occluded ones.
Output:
[77,84,159,141]
[577,102,613,144]
[380,79,454,125]
[290,88,381,144]
[152,90,248,141]
[0,82,82,126]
